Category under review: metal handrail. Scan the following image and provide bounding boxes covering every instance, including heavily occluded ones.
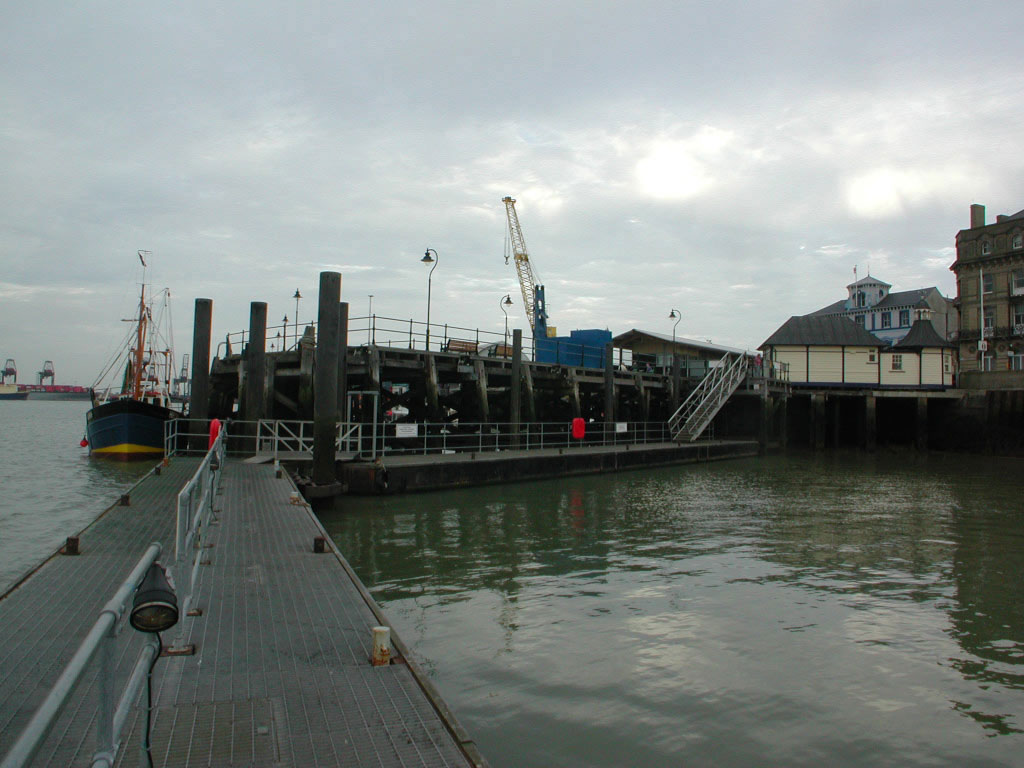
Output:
[174,424,227,621]
[238,418,676,459]
[0,544,165,768]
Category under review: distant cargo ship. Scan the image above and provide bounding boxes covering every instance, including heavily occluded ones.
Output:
[19,384,91,401]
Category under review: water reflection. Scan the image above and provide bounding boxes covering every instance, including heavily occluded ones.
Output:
[321,452,1024,765]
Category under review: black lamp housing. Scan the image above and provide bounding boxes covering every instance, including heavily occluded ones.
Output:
[130,562,179,633]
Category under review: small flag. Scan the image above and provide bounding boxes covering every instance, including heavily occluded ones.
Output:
[138,250,147,266]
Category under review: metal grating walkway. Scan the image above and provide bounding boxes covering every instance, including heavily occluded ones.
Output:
[0,460,481,767]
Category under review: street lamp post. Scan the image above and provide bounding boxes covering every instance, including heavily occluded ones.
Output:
[422,249,439,350]
[368,294,374,346]
[293,289,302,348]
[282,315,289,350]
[500,294,513,347]
[669,309,681,370]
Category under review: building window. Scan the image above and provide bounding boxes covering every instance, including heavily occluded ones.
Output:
[1012,269,1024,295]
[857,291,866,307]
[1012,354,1024,371]
[1014,233,1023,250]
[982,307,994,334]
[881,312,892,329]
[868,350,877,363]
[899,309,910,326]
[944,356,951,373]
[1013,303,1024,332]
[981,355,994,372]
[982,241,992,255]
[983,272,994,294]
[891,354,903,371]
[855,314,865,327]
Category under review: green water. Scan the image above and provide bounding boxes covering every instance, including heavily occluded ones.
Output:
[321,452,1024,767]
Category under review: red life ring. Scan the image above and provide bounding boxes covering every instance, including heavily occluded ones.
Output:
[208,418,221,449]
[571,417,586,440]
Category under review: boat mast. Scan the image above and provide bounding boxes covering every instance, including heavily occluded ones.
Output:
[132,251,151,399]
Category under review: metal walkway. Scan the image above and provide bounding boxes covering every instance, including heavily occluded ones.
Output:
[0,460,481,767]
[669,353,749,441]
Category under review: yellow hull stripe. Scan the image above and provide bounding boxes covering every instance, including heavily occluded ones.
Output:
[91,443,164,455]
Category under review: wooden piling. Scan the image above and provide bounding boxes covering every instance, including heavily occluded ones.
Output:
[313,272,341,486]
[243,302,268,425]
[511,329,523,445]
[337,301,349,422]
[189,298,213,452]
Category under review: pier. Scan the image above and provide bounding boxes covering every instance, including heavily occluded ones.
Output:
[0,446,485,767]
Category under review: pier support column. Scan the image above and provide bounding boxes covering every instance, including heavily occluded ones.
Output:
[604,342,615,440]
[337,301,349,425]
[474,360,490,423]
[511,329,523,446]
[758,390,770,455]
[916,396,928,451]
[567,370,582,419]
[778,395,788,448]
[298,331,315,419]
[313,272,341,486]
[424,353,441,421]
[522,355,537,423]
[243,302,268,446]
[864,394,877,452]
[189,299,213,453]
[831,397,841,449]
[811,393,826,450]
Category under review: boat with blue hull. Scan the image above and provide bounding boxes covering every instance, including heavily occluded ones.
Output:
[85,251,182,460]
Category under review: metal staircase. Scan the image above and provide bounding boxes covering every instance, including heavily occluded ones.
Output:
[668,353,749,441]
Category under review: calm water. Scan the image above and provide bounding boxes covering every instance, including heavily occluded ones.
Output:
[322,452,1024,767]
[0,400,152,593]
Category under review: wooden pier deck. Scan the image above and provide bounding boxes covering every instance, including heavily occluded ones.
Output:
[0,459,483,767]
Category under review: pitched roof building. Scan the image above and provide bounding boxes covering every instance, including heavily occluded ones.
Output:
[808,274,954,346]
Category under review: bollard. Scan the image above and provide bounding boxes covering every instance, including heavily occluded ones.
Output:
[313,536,327,553]
[119,494,130,506]
[371,626,391,666]
[274,460,282,478]
[63,536,80,556]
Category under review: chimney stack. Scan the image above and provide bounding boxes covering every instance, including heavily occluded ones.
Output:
[970,203,986,228]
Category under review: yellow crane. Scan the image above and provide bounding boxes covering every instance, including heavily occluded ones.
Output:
[502,196,548,336]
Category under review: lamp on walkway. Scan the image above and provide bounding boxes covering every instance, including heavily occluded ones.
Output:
[293,289,302,348]
[422,249,439,350]
[500,294,513,346]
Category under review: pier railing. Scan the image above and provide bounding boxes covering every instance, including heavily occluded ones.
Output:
[0,544,167,768]
[173,422,226,622]
[216,314,634,369]
[190,418,679,460]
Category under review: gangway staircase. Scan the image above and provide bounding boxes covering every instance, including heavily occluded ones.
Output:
[669,353,749,441]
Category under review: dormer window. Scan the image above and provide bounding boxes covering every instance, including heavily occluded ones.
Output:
[1013,233,1022,250]
[981,241,992,255]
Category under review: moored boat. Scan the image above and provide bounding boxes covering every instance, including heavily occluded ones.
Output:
[0,383,29,401]
[85,251,183,460]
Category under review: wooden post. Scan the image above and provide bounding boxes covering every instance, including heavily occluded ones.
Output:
[189,298,213,453]
[511,329,523,446]
[337,301,349,426]
[424,352,441,421]
[244,302,268,447]
[313,272,341,486]
[865,393,877,452]
[812,393,826,450]
[474,359,490,423]
[916,396,928,451]
[604,342,615,441]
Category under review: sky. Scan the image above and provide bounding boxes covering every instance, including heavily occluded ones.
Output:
[1,1,1022,386]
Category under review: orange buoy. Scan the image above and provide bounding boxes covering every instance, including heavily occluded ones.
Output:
[571,417,586,440]
[80,436,89,448]
[208,418,221,449]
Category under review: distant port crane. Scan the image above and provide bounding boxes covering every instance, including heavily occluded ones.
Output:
[502,196,549,339]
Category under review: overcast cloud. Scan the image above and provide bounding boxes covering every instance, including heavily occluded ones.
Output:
[1,1,1021,385]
